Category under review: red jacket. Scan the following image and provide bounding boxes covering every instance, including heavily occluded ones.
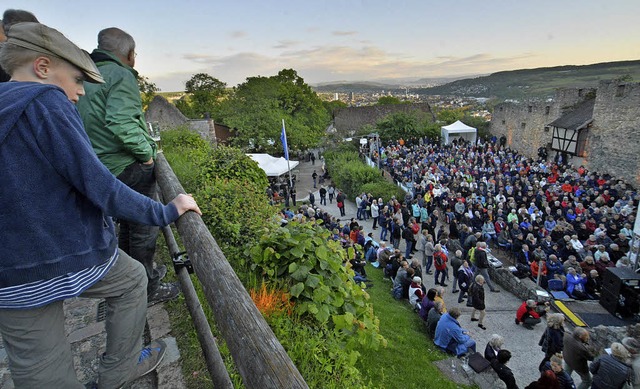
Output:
[516,301,540,322]
[434,251,448,271]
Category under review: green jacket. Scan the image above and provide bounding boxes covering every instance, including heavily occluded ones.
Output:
[77,49,156,177]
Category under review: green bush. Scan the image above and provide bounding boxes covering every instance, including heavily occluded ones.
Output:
[161,128,210,193]
[199,145,269,190]
[245,221,385,351]
[324,148,405,201]
[267,313,365,389]
[360,182,405,202]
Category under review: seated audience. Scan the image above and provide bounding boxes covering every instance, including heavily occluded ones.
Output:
[434,307,476,357]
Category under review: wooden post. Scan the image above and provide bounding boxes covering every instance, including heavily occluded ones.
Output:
[155,154,308,389]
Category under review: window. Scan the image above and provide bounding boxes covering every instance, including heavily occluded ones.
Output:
[578,89,583,97]
[528,106,533,113]
[521,122,526,129]
[545,106,550,115]
[499,106,503,112]
[616,85,625,97]
[502,120,506,125]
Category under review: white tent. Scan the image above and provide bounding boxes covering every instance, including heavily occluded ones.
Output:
[247,154,299,177]
[441,120,477,145]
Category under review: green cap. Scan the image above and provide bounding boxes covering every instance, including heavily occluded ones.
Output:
[6,22,104,84]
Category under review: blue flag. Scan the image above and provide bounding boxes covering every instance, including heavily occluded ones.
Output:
[280,125,289,160]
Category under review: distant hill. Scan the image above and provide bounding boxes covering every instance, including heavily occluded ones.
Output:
[414,60,640,100]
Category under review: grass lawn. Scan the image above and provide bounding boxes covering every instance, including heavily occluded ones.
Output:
[354,266,471,389]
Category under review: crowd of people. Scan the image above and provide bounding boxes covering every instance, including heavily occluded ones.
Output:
[279,133,638,388]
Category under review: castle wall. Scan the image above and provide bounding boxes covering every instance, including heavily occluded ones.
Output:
[489,84,640,187]
[587,81,640,185]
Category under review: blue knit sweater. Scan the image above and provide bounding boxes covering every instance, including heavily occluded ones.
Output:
[0,82,178,288]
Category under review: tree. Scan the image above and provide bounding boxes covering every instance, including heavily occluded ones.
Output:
[221,69,329,153]
[182,73,227,119]
[137,75,159,112]
[377,96,402,105]
[436,108,466,124]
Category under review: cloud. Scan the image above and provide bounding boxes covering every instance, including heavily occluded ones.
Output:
[331,30,357,36]
[273,40,300,49]
[229,30,248,39]
[160,44,538,90]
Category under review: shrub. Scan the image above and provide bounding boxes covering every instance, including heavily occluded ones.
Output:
[245,221,385,351]
[161,128,210,192]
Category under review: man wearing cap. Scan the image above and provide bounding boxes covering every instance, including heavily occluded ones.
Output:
[77,27,178,306]
[0,9,39,82]
[0,23,201,388]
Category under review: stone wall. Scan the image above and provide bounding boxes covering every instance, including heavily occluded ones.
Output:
[588,323,640,355]
[489,83,640,187]
[145,95,189,129]
[145,95,234,144]
[334,103,435,134]
[586,81,640,186]
[489,267,552,303]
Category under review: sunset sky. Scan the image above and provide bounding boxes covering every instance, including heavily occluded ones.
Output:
[15,0,640,91]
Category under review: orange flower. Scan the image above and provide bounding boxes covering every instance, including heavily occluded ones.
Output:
[249,283,294,317]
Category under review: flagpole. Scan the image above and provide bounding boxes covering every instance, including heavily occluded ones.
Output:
[282,119,293,189]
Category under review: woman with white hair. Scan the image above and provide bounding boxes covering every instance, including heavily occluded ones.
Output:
[590,342,634,389]
[484,334,504,362]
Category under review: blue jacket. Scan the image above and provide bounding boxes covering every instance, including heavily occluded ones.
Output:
[0,82,178,288]
[434,312,472,356]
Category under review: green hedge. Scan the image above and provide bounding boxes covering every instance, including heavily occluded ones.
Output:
[324,146,404,201]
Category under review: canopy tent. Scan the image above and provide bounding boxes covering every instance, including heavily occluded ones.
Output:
[441,120,477,145]
[247,154,299,177]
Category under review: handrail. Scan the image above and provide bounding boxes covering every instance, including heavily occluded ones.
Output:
[158,221,233,388]
[155,153,308,389]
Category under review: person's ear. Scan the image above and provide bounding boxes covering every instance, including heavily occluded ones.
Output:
[33,57,53,79]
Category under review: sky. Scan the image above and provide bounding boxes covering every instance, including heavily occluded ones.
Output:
[14,0,640,91]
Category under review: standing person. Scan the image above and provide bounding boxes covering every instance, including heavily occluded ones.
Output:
[424,234,435,275]
[474,242,500,292]
[77,27,177,305]
[469,275,487,330]
[379,210,389,241]
[564,328,595,389]
[0,23,202,388]
[370,199,379,229]
[538,313,565,371]
[319,185,327,206]
[336,191,346,216]
[457,260,475,303]
[543,355,576,389]
[327,185,335,204]
[290,185,297,206]
[433,244,448,287]
[590,343,634,389]
[450,249,463,293]
[308,191,315,206]
[312,169,318,188]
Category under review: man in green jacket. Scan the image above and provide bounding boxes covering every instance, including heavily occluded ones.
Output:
[77,27,178,305]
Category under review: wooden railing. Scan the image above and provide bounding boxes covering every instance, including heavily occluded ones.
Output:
[155,154,308,388]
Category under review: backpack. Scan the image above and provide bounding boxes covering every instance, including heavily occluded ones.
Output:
[435,253,444,267]
[467,247,476,264]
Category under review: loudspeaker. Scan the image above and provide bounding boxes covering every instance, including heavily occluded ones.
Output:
[602,267,640,296]
[599,290,619,316]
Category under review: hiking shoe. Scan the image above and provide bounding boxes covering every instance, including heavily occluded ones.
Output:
[155,264,168,281]
[129,340,167,382]
[147,282,180,306]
